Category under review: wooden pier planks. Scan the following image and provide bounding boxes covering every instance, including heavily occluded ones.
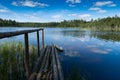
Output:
[29,45,64,80]
[54,47,64,80]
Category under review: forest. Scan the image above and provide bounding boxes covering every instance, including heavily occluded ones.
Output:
[0,15,120,30]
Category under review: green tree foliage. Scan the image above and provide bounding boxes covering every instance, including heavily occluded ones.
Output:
[0,15,120,30]
[0,18,19,27]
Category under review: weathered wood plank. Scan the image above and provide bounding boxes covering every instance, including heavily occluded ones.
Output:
[30,45,64,80]
[52,46,59,80]
[29,48,46,80]
[46,69,53,80]
[43,46,51,72]
[0,29,43,39]
[42,29,44,48]
[24,33,30,80]
[37,31,40,56]
[54,48,64,80]
[36,46,50,80]
[32,48,46,72]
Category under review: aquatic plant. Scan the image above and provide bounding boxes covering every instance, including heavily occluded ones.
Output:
[0,41,37,80]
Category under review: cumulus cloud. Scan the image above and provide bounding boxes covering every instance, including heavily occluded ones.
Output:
[11,0,49,7]
[0,9,9,12]
[69,4,76,7]
[89,7,101,11]
[68,13,77,16]
[95,1,116,7]
[98,9,107,13]
[89,1,116,14]
[52,15,62,19]
[23,14,40,21]
[11,2,18,6]
[89,7,107,13]
[109,4,116,7]
[67,13,91,20]
[78,14,91,18]
[66,0,81,7]
[66,0,81,4]
[0,4,10,13]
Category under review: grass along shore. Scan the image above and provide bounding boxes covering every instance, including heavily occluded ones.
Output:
[0,41,38,80]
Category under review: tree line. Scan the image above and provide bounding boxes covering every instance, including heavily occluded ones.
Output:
[0,18,19,27]
[0,15,120,30]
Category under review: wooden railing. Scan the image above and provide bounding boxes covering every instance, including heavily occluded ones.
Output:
[0,28,44,79]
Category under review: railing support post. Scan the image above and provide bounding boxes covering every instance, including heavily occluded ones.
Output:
[37,31,40,56]
[24,33,30,79]
[42,29,44,48]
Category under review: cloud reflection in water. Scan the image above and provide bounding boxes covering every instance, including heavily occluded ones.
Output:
[64,50,80,57]
[87,43,112,54]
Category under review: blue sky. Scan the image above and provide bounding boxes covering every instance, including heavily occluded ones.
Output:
[0,0,120,22]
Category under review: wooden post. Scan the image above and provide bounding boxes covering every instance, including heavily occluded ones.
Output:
[37,31,40,56]
[42,29,44,48]
[24,33,30,79]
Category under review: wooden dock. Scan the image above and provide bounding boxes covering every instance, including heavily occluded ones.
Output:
[29,45,64,80]
[0,28,64,80]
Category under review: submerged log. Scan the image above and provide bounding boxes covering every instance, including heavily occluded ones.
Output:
[54,44,63,52]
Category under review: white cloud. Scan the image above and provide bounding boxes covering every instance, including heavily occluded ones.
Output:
[66,0,81,7]
[89,7,107,13]
[66,0,81,4]
[89,7,101,11]
[95,1,116,7]
[68,13,77,16]
[11,0,49,7]
[89,1,116,14]
[109,4,116,7]
[0,4,10,13]
[23,14,40,21]
[98,9,107,13]
[78,14,91,18]
[76,0,81,3]
[69,4,76,7]
[11,2,18,6]
[0,9,9,12]
[52,15,62,19]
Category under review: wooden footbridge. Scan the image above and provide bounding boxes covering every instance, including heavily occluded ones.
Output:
[0,28,64,80]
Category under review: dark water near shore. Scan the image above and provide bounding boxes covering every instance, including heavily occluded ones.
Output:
[0,27,120,80]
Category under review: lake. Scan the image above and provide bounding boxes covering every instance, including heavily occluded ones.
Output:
[0,27,120,80]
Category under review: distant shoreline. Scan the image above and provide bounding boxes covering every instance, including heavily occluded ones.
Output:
[0,15,120,31]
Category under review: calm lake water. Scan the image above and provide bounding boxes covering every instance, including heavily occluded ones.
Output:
[0,27,120,80]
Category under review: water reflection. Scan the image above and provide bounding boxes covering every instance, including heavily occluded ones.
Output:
[1,28,120,80]
[90,31,120,42]
[50,28,120,80]
[60,29,86,38]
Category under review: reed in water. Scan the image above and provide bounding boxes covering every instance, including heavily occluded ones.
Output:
[0,41,37,80]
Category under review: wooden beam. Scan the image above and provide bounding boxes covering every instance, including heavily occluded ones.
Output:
[0,28,43,39]
[29,48,46,80]
[52,46,59,80]
[37,31,40,56]
[24,33,30,79]
[37,46,50,80]
[42,29,44,48]
[54,48,64,80]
